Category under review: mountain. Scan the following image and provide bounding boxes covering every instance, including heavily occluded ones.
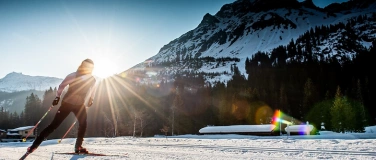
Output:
[0,72,62,93]
[0,72,62,113]
[121,0,376,85]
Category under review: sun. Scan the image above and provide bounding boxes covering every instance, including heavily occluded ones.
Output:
[92,58,119,78]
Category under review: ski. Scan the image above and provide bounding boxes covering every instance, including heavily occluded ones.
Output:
[54,152,125,156]
[54,152,106,156]
[19,152,31,160]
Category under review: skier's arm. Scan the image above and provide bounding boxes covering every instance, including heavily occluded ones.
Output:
[88,78,97,107]
[56,73,76,97]
[90,83,97,100]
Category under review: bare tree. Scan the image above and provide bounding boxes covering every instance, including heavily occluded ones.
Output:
[128,106,140,137]
[132,111,138,137]
[138,110,151,137]
[171,87,183,136]
[102,111,117,137]
[171,105,176,136]
[129,108,151,137]
[101,125,113,137]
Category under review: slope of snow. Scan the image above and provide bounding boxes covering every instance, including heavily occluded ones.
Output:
[1,127,376,160]
[0,99,13,107]
[0,72,62,92]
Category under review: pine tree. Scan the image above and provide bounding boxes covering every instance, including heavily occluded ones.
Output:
[10,111,19,129]
[0,107,5,129]
[0,109,10,129]
[331,86,345,133]
[19,111,25,126]
[303,78,318,119]
[355,79,367,127]
[24,93,42,125]
[279,84,288,112]
[331,86,356,132]
[342,97,355,132]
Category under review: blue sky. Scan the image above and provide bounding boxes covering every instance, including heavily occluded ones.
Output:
[0,0,347,79]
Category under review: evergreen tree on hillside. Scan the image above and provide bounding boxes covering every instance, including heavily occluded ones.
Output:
[303,78,319,119]
[0,107,9,129]
[355,79,366,123]
[348,98,368,132]
[331,86,345,133]
[0,107,3,128]
[279,84,288,113]
[9,111,20,129]
[24,93,42,126]
[331,86,356,132]
[19,111,25,126]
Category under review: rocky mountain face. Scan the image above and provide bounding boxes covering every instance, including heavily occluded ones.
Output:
[122,0,376,85]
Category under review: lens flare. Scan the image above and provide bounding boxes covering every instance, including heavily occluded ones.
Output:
[255,105,273,124]
[271,110,315,135]
[271,110,294,131]
[272,110,282,125]
[231,99,250,121]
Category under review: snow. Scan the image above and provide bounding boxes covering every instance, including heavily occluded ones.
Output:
[8,126,34,132]
[1,126,376,160]
[0,72,62,92]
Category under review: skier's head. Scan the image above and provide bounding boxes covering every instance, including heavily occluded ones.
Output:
[77,59,94,75]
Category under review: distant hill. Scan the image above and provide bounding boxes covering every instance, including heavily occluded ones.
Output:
[0,72,62,113]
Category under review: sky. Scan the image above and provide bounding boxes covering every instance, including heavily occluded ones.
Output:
[0,0,348,79]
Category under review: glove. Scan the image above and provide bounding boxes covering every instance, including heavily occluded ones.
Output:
[88,97,94,107]
[52,97,60,106]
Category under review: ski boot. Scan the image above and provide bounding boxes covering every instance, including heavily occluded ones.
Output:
[75,146,89,154]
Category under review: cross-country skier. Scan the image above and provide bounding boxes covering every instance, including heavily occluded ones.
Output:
[27,59,97,154]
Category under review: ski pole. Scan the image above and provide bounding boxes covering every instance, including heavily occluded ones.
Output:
[57,120,77,143]
[22,105,54,142]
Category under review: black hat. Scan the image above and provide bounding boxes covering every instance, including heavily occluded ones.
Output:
[83,59,94,65]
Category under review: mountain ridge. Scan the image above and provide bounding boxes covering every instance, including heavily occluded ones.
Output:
[0,72,62,93]
[121,0,376,85]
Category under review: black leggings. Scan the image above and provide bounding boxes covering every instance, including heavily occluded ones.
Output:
[30,102,87,149]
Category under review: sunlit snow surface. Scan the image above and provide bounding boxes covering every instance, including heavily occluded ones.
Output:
[1,126,376,160]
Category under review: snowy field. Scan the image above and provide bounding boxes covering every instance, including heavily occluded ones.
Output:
[1,128,376,160]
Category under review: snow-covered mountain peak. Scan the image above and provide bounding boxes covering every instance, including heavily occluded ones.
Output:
[324,0,376,12]
[122,0,376,86]
[2,72,31,80]
[198,13,220,28]
[0,72,62,92]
